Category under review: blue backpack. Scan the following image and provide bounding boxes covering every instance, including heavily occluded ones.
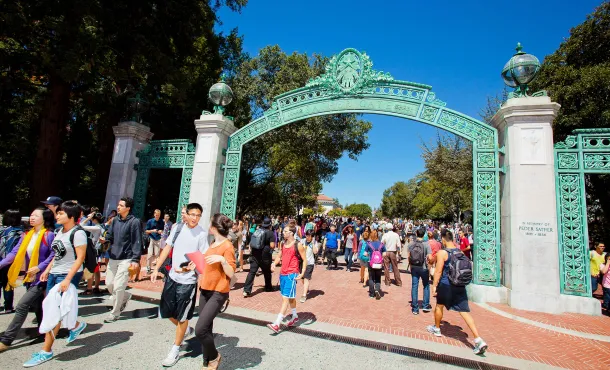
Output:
[359,240,370,263]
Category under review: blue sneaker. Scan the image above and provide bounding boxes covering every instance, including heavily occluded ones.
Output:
[66,322,87,344]
[23,351,53,367]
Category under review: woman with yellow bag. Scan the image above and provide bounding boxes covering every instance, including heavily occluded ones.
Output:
[0,207,56,353]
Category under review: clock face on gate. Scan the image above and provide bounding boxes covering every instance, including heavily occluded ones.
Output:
[335,50,363,92]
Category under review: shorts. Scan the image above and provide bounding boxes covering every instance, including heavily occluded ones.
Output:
[159,277,197,322]
[360,259,369,267]
[303,265,314,280]
[436,283,470,312]
[46,271,84,295]
[279,273,298,299]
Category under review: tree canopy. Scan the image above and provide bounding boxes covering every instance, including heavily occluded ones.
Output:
[344,203,373,219]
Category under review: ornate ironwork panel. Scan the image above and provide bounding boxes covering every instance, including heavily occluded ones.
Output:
[554,128,610,296]
[133,139,195,219]
[220,48,502,286]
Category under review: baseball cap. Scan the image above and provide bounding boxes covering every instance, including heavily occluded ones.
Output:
[41,196,63,206]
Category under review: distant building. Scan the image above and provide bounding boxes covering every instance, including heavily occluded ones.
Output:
[317,194,338,214]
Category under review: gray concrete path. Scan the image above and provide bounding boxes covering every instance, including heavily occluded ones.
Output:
[0,286,461,369]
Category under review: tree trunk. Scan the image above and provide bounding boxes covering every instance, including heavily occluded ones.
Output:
[30,77,71,209]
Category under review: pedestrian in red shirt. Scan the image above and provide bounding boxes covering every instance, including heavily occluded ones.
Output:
[458,230,471,259]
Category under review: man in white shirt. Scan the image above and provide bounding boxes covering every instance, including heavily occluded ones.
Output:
[381,224,402,287]
[152,203,209,367]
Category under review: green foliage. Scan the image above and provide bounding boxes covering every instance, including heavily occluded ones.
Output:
[529,1,610,244]
[302,207,314,216]
[227,46,372,216]
[380,133,472,221]
[345,203,372,219]
[327,208,344,217]
[0,1,247,211]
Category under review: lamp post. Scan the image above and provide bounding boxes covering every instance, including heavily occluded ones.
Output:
[208,75,234,115]
[126,88,150,124]
[501,43,545,98]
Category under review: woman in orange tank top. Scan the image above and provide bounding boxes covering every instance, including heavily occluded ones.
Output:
[195,214,236,370]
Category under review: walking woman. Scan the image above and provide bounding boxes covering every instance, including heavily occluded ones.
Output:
[344,226,357,272]
[0,209,24,314]
[0,207,54,352]
[196,214,236,370]
[358,230,371,287]
[366,230,386,300]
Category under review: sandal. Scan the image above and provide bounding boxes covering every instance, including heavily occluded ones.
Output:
[92,288,101,295]
[79,289,93,296]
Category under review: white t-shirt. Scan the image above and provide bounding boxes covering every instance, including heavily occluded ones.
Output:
[51,227,86,275]
[381,231,401,252]
[167,224,209,285]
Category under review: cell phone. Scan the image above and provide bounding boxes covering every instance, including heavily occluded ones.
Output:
[179,261,189,268]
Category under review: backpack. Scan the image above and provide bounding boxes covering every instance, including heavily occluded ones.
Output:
[249,228,265,250]
[69,226,98,274]
[0,227,23,258]
[446,248,473,286]
[409,240,426,267]
[369,242,383,269]
[359,240,370,262]
[161,223,185,275]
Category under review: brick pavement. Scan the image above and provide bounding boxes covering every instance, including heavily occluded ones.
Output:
[126,257,610,370]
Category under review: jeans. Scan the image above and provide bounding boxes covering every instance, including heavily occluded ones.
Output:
[0,284,45,345]
[0,265,14,310]
[410,266,430,311]
[46,271,84,294]
[195,290,228,365]
[592,275,599,294]
[344,248,353,269]
[602,287,610,309]
[106,259,132,317]
[326,249,338,268]
[243,252,273,293]
[368,267,383,296]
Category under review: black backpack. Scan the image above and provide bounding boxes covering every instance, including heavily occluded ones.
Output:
[249,228,265,250]
[0,227,23,259]
[446,248,473,286]
[69,226,98,274]
[409,240,426,266]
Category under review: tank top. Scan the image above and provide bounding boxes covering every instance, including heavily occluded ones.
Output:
[440,248,459,285]
[280,242,301,275]
[304,240,315,265]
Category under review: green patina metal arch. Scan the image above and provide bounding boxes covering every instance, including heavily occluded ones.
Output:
[133,139,195,219]
[220,48,502,286]
[555,128,610,296]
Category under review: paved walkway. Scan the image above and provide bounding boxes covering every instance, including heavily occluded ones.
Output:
[126,255,610,370]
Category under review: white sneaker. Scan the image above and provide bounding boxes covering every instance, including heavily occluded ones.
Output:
[473,339,488,355]
[180,326,194,346]
[426,325,442,337]
[161,347,180,367]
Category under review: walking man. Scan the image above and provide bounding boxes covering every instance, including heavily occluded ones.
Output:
[243,217,275,296]
[381,223,402,286]
[100,197,142,323]
[267,224,306,333]
[145,209,164,274]
[322,224,340,270]
[408,228,432,314]
[152,203,208,367]
[300,230,319,303]
[427,230,488,355]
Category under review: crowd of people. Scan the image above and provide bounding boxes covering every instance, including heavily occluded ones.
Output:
[4,198,609,368]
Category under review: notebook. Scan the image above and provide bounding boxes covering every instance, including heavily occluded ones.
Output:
[185,251,206,274]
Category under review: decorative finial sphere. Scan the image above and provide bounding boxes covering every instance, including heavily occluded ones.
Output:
[501,43,541,95]
[208,79,233,107]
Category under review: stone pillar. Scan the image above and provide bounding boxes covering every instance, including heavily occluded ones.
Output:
[491,96,599,315]
[103,121,154,216]
[190,114,237,228]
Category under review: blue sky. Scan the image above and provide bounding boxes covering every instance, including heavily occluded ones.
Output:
[217,0,602,209]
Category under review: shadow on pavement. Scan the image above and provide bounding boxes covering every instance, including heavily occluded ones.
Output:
[296,312,317,326]
[439,321,473,349]
[79,305,111,317]
[55,331,133,361]
[183,334,264,369]
[123,307,158,320]
[306,289,325,300]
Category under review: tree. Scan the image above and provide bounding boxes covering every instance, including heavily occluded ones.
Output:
[327,208,344,217]
[380,180,417,218]
[345,203,372,219]
[528,1,610,245]
[227,46,372,216]
[302,207,314,216]
[332,197,342,209]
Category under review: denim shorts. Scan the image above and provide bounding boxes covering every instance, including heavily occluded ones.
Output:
[46,271,84,295]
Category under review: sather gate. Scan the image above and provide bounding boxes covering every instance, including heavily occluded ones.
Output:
[219,48,503,286]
